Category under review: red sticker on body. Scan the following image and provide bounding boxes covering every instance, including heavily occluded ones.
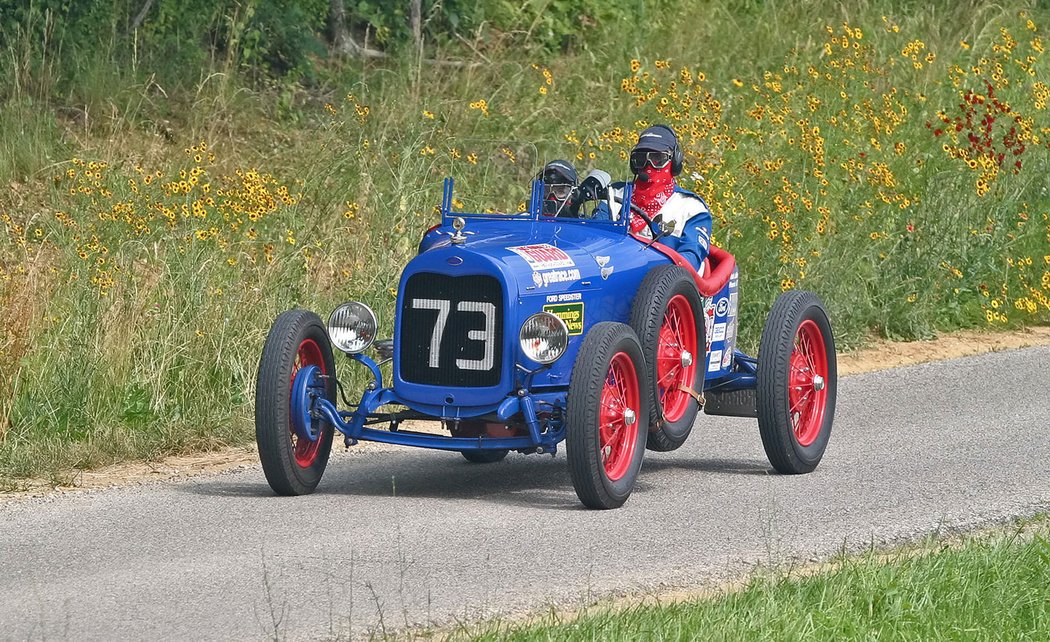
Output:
[507,244,576,270]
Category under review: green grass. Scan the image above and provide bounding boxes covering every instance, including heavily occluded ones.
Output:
[452,519,1050,641]
[1,0,1049,480]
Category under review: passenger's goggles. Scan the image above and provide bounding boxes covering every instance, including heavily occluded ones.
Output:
[545,183,575,201]
[629,149,673,173]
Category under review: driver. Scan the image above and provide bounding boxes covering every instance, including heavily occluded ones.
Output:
[538,159,579,217]
[589,125,712,272]
[625,125,712,271]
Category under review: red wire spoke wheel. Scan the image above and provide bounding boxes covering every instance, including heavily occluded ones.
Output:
[290,339,327,467]
[599,352,642,481]
[788,320,829,447]
[256,309,336,495]
[630,265,704,452]
[656,294,698,423]
[567,322,649,509]
[757,291,837,474]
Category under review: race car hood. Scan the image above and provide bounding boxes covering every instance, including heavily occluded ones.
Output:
[394,217,664,410]
[412,219,639,297]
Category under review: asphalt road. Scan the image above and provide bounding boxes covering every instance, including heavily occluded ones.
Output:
[1,346,1048,641]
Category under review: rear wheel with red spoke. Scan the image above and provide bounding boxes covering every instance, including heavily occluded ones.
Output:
[256,309,336,495]
[566,323,648,509]
[629,266,704,452]
[756,291,836,474]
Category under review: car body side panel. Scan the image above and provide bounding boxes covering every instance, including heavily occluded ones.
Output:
[702,265,740,379]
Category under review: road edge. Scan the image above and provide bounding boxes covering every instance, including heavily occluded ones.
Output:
[3,325,1050,501]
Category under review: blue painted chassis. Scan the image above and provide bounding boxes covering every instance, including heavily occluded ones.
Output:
[291,178,760,456]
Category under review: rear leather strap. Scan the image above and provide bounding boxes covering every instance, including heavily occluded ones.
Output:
[678,384,706,407]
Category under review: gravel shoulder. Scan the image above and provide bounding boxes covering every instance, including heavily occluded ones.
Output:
[4,325,1049,502]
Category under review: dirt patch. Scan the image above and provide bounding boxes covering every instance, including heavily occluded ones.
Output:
[4,326,1050,502]
[837,325,1050,375]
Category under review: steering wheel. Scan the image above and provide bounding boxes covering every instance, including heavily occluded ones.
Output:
[629,201,657,230]
[611,194,657,230]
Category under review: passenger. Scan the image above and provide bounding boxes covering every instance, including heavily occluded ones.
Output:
[537,159,579,217]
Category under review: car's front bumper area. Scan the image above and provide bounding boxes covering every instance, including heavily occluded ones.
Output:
[292,353,568,454]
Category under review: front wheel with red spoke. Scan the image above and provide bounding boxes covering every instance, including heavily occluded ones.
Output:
[566,323,649,509]
[756,291,837,474]
[256,309,336,495]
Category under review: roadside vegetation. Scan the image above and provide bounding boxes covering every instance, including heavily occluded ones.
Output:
[456,518,1050,641]
[1,0,1049,482]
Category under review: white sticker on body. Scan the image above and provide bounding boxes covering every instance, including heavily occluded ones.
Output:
[708,350,723,372]
[539,268,581,287]
[712,322,727,342]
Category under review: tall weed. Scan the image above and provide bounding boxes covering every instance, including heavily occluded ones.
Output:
[1,0,1048,479]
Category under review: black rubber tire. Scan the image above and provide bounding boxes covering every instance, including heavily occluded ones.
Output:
[629,265,704,452]
[566,322,649,510]
[461,449,509,464]
[255,309,336,495]
[756,291,837,474]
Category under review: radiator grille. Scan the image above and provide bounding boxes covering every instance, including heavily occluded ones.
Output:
[400,273,504,387]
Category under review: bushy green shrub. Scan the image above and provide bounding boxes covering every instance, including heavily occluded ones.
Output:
[348,0,673,52]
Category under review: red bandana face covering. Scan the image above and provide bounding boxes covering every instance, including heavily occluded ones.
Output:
[630,163,675,232]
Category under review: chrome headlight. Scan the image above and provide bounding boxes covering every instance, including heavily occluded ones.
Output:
[328,302,378,354]
[519,312,569,364]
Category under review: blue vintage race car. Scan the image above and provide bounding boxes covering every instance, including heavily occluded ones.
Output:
[255,178,837,509]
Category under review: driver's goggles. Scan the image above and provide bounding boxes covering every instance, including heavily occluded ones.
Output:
[545,183,574,201]
[630,149,672,172]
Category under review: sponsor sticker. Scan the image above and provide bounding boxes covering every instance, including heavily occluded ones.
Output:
[703,299,715,353]
[716,297,730,317]
[708,349,723,372]
[546,291,582,303]
[712,322,727,342]
[543,302,584,335]
[533,267,583,287]
[729,293,738,317]
[537,268,581,287]
[722,349,733,368]
[508,244,576,270]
